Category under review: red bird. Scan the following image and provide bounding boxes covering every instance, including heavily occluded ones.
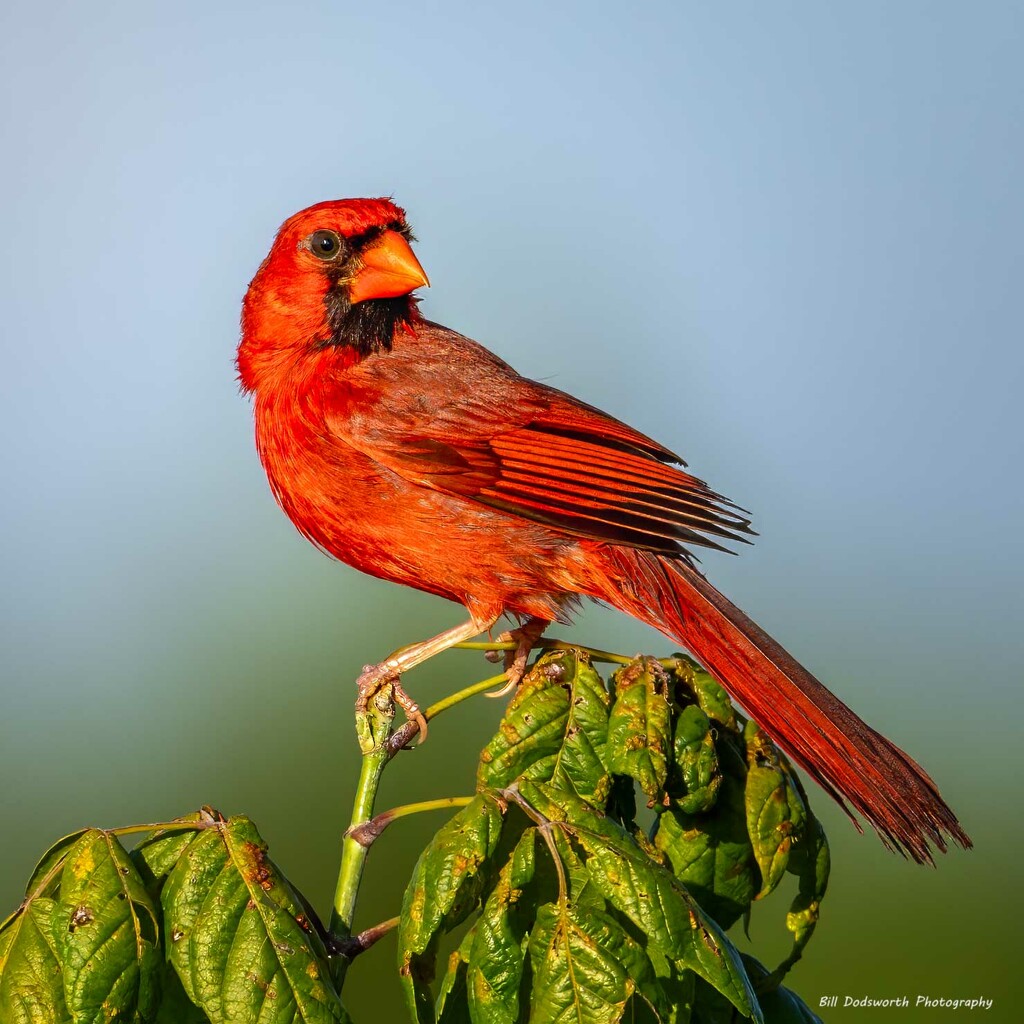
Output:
[238,197,969,864]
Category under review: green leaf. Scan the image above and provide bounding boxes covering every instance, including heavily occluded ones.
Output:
[548,831,604,910]
[24,829,89,898]
[0,898,69,1024]
[131,814,208,892]
[161,816,348,1024]
[478,651,611,806]
[766,812,830,987]
[744,726,805,899]
[671,705,721,814]
[52,829,163,1024]
[606,658,673,806]
[527,901,668,1024]
[671,660,737,732]
[744,765,800,900]
[466,830,537,1024]
[548,654,612,806]
[398,794,505,1023]
[655,775,758,930]
[518,781,761,1024]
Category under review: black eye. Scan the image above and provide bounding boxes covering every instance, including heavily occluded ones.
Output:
[310,230,342,259]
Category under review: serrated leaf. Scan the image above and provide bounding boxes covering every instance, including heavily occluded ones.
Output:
[161,816,348,1024]
[656,774,758,930]
[398,794,505,1023]
[52,829,162,1024]
[0,898,69,1024]
[671,705,721,814]
[518,781,761,1024]
[606,658,672,806]
[478,651,611,806]
[466,830,537,1024]
[527,901,668,1024]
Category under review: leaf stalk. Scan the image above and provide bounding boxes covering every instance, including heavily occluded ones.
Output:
[346,796,475,847]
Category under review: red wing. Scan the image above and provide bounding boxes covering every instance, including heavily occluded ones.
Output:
[327,323,753,554]
[352,392,753,555]
[467,421,752,554]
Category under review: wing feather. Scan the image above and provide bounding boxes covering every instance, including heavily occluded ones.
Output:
[329,323,754,556]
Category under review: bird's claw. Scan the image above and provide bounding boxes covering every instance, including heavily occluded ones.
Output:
[484,622,546,698]
[354,662,428,745]
[393,684,428,745]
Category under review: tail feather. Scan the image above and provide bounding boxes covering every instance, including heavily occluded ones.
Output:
[587,546,971,864]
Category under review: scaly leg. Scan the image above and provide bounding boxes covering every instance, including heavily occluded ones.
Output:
[355,614,498,743]
[485,616,550,697]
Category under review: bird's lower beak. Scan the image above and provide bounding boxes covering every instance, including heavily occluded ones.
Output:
[349,230,429,304]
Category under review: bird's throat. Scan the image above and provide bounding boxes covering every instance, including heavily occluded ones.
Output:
[321,291,417,356]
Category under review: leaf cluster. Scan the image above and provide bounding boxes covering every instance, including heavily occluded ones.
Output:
[397,651,829,1024]
[0,650,829,1024]
[0,811,351,1023]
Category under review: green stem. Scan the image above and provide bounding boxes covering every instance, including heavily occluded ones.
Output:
[382,795,474,819]
[330,688,395,985]
[346,796,474,847]
[425,673,510,716]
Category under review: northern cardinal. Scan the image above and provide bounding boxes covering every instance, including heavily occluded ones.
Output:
[238,197,969,864]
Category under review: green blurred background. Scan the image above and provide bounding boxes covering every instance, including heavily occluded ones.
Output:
[1,2,1021,1020]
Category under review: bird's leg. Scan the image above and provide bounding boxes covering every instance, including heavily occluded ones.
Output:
[484,616,550,697]
[355,615,497,745]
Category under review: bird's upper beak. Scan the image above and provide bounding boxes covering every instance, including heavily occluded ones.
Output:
[348,230,430,304]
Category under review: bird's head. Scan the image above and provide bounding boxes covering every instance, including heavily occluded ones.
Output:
[238,198,429,391]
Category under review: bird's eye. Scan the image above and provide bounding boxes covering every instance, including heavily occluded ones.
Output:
[310,230,342,259]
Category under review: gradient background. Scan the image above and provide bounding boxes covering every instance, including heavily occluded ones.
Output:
[2,3,1021,1021]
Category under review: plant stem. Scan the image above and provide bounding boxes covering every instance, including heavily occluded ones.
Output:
[330,687,396,985]
[425,673,511,717]
[346,796,474,847]
[329,915,401,960]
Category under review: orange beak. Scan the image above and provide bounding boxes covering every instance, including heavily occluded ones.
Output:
[348,230,429,304]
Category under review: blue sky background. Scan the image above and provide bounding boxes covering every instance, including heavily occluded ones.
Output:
[1,2,1021,1019]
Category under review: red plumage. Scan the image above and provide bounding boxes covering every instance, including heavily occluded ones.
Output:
[238,198,970,863]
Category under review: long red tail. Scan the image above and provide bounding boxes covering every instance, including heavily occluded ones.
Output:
[586,546,971,864]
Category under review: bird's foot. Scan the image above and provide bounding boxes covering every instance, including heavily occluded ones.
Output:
[484,619,548,698]
[354,663,428,750]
